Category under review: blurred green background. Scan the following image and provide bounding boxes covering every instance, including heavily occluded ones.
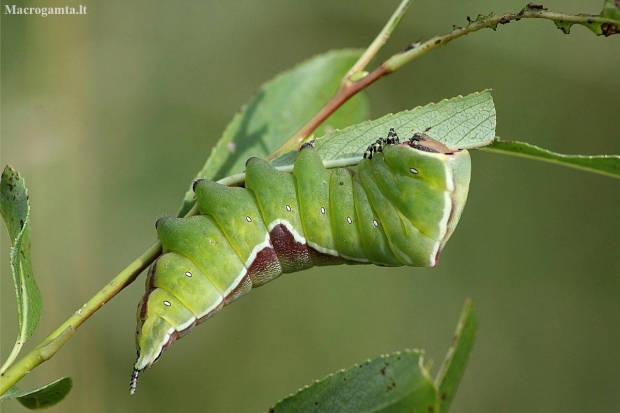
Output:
[2,0,619,412]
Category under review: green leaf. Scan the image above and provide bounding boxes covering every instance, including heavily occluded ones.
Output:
[269,350,438,413]
[484,139,620,179]
[271,90,495,168]
[0,166,42,372]
[599,0,620,36]
[435,299,478,413]
[177,49,370,216]
[526,1,620,36]
[0,377,72,409]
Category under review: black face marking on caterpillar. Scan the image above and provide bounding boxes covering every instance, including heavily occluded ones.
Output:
[131,127,472,393]
[363,127,402,159]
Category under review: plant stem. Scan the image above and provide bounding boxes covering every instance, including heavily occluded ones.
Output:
[386,8,618,71]
[342,0,412,86]
[0,242,162,395]
[265,63,392,161]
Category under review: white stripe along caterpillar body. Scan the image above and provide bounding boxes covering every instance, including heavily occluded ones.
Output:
[130,129,471,393]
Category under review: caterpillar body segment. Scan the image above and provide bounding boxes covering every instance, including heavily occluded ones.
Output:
[131,130,471,393]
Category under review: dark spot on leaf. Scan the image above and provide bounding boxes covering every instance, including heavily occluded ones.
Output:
[339,181,344,186]
[441,392,448,400]
[435,39,441,45]
[380,367,386,375]
[269,409,275,413]
[601,23,619,37]
[314,402,318,406]
[424,126,432,132]
[428,405,435,412]
[20,219,24,229]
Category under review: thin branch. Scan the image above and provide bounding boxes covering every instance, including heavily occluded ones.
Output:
[0,242,162,395]
[342,0,412,86]
[266,63,392,161]
[387,7,619,71]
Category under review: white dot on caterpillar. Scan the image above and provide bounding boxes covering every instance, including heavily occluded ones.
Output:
[185,271,192,277]
[373,219,379,227]
[410,167,419,174]
[285,205,292,212]
[163,300,171,307]
[347,217,352,224]
[320,207,326,214]
[246,216,252,222]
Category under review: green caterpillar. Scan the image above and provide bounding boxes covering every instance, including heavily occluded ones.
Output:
[130,129,471,393]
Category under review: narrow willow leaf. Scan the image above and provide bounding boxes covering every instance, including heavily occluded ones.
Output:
[484,140,620,179]
[269,350,438,413]
[271,90,495,168]
[435,299,478,413]
[0,166,42,372]
[177,49,370,216]
[0,377,72,409]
